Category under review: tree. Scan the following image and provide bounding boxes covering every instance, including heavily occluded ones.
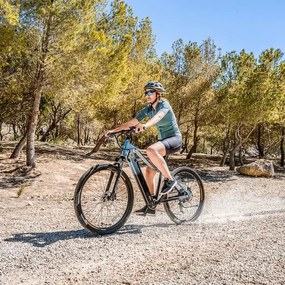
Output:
[216,49,284,170]
[7,0,130,164]
[161,38,220,158]
[0,2,34,145]
[87,4,161,154]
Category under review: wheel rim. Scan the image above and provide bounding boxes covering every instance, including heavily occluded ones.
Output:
[165,169,204,223]
[77,168,130,230]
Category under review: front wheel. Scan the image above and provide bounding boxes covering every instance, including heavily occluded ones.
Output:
[74,164,134,235]
[164,167,205,224]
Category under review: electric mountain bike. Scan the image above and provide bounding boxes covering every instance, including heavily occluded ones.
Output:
[74,127,205,235]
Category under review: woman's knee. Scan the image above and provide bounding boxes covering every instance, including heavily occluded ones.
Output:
[146,145,157,156]
[147,142,164,154]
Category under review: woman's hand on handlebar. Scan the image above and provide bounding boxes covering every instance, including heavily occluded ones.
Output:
[105,129,114,137]
[105,126,136,137]
[135,123,146,134]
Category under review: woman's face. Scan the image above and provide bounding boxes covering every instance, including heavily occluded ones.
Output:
[144,89,156,103]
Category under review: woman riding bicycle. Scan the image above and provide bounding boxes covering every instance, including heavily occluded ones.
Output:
[107,81,182,216]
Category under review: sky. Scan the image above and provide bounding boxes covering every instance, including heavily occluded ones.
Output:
[123,0,285,57]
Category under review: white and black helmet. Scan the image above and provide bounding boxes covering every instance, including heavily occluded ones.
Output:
[144,81,166,93]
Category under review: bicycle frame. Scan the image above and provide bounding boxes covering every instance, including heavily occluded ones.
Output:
[119,138,163,207]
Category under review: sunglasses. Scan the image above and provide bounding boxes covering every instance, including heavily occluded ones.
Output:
[144,90,156,96]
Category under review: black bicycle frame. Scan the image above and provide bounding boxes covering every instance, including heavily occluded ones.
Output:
[119,138,163,206]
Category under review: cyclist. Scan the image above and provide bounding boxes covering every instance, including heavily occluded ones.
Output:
[106,81,182,216]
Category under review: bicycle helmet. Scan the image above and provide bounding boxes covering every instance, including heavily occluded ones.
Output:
[144,81,166,93]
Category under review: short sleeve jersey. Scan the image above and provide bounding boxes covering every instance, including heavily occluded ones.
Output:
[135,100,181,140]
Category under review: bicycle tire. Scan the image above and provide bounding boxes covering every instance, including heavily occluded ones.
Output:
[163,166,205,224]
[74,164,134,235]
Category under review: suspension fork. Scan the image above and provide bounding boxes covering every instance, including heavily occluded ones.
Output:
[105,162,124,200]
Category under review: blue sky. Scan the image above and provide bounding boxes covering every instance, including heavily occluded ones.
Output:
[124,0,285,57]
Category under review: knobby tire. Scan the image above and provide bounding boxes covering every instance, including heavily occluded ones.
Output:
[164,166,205,224]
[74,164,134,235]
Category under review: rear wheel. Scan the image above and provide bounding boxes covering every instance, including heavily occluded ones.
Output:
[74,164,134,235]
[164,167,205,224]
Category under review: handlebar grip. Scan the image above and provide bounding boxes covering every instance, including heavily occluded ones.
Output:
[109,127,136,136]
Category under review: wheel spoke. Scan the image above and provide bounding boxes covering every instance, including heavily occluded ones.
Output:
[74,166,134,235]
[164,167,204,224]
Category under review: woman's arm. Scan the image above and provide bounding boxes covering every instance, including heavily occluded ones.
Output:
[135,110,167,133]
[144,110,166,129]
[108,118,139,134]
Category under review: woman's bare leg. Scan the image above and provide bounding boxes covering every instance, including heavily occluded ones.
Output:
[146,142,172,180]
[145,166,156,196]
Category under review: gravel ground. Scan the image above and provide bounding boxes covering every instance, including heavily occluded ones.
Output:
[0,148,284,285]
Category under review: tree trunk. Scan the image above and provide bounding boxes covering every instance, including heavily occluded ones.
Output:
[230,142,245,170]
[113,110,119,128]
[77,115,81,146]
[238,147,244,166]
[86,134,106,156]
[186,144,196,160]
[210,143,217,155]
[84,128,90,145]
[220,127,231,167]
[180,136,189,154]
[85,110,117,152]
[229,148,237,170]
[220,146,229,167]
[281,127,284,167]
[176,101,184,126]
[229,124,257,170]
[0,122,2,141]
[186,117,199,159]
[10,132,27,159]
[40,108,71,142]
[180,126,190,154]
[26,87,42,167]
[229,130,239,171]
[257,123,264,158]
[40,122,57,142]
[12,124,17,140]
[26,12,53,167]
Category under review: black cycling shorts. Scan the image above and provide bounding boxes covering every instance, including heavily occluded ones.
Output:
[160,136,182,155]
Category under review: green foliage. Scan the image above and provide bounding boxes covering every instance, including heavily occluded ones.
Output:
[160,38,220,156]
[0,0,284,164]
[0,0,19,25]
[216,49,284,131]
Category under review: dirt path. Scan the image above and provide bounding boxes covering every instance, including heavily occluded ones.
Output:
[0,147,284,285]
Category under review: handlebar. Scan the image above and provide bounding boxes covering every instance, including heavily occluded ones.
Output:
[108,126,136,137]
[107,126,136,148]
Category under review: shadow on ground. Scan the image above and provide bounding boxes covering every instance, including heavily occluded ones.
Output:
[198,169,237,183]
[4,222,175,247]
[4,230,95,247]
[0,163,42,189]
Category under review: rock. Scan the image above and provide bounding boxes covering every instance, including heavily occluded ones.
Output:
[236,159,274,177]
